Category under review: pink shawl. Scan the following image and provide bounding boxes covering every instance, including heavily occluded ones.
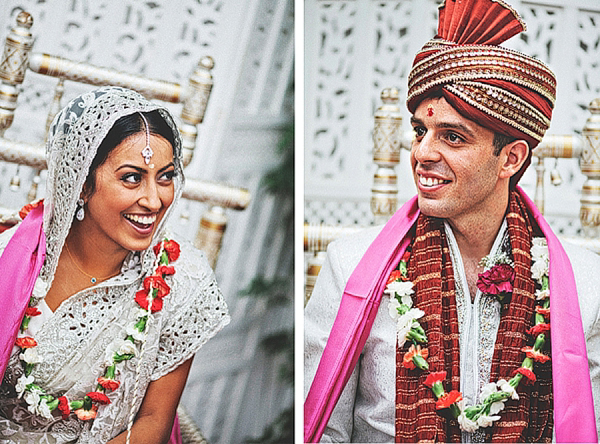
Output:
[304,187,597,443]
[0,203,46,381]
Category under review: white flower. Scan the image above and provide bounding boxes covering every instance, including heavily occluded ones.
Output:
[117,339,137,356]
[480,382,498,399]
[497,379,519,400]
[530,259,548,281]
[458,411,479,433]
[37,399,53,419]
[388,297,402,320]
[531,237,548,261]
[20,348,42,364]
[530,237,549,280]
[23,389,41,414]
[126,323,146,342]
[384,281,414,302]
[535,288,550,301]
[476,414,501,428]
[15,374,34,398]
[31,278,48,298]
[394,308,425,347]
[479,382,506,415]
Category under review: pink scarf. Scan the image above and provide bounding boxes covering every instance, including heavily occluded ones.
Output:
[0,203,46,381]
[304,187,597,443]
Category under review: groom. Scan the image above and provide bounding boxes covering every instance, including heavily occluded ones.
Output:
[304,0,600,442]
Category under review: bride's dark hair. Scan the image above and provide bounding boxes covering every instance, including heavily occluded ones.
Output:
[83,110,175,197]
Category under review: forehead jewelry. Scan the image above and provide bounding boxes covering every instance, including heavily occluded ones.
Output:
[427,104,434,117]
[139,112,154,165]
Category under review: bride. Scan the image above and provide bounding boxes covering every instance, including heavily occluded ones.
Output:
[0,86,229,443]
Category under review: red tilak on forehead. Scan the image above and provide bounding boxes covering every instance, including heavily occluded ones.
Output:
[427,104,434,117]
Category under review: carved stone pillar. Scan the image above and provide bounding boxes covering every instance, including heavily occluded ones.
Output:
[370,87,402,225]
[0,11,34,135]
[180,56,214,166]
[580,99,600,238]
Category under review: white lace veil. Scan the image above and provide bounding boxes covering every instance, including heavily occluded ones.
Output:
[41,86,185,287]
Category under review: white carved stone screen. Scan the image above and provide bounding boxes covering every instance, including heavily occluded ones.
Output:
[305,0,600,237]
[0,1,294,443]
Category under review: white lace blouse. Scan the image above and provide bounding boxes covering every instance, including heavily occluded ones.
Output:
[0,226,230,443]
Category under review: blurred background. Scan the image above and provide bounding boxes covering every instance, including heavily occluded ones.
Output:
[0,1,293,443]
[304,0,600,237]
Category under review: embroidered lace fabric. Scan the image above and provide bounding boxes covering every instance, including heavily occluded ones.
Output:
[0,87,230,443]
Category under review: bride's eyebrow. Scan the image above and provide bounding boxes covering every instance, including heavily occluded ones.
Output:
[115,162,175,173]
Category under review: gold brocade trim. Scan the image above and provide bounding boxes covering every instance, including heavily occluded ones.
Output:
[411,42,555,86]
[443,84,543,141]
[408,52,556,105]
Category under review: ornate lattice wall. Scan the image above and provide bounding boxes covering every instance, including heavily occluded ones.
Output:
[305,0,600,236]
[0,1,293,442]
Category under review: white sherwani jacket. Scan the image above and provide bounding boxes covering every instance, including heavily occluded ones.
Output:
[304,225,600,443]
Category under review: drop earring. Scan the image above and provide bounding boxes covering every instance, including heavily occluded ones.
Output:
[76,198,85,221]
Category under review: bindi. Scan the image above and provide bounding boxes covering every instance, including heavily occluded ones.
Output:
[427,104,434,117]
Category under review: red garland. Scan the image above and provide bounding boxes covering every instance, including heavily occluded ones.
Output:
[97,376,120,391]
[57,396,71,419]
[387,270,404,285]
[402,345,429,370]
[424,371,447,388]
[25,307,41,317]
[135,290,164,313]
[143,275,171,298]
[436,390,463,410]
[86,391,111,405]
[15,337,37,348]
[513,367,537,384]
[527,323,550,336]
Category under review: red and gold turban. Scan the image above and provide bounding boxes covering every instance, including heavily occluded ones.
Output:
[407,0,556,181]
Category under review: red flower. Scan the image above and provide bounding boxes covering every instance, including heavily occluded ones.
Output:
[86,391,111,405]
[25,307,41,317]
[75,405,97,420]
[401,251,411,263]
[58,396,70,419]
[156,265,175,276]
[403,345,429,370]
[387,270,403,285]
[15,337,37,349]
[522,346,551,363]
[97,376,120,391]
[135,290,164,313]
[163,240,181,262]
[436,390,463,410]
[527,323,550,336]
[514,367,536,384]
[535,306,550,317]
[143,275,170,298]
[424,371,447,388]
[19,200,43,220]
[476,264,515,295]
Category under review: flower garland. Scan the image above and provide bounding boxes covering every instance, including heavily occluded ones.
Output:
[13,229,181,422]
[386,237,550,432]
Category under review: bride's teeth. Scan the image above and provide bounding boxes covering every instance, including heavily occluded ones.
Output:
[126,214,156,225]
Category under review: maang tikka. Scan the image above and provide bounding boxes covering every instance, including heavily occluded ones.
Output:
[139,112,153,165]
